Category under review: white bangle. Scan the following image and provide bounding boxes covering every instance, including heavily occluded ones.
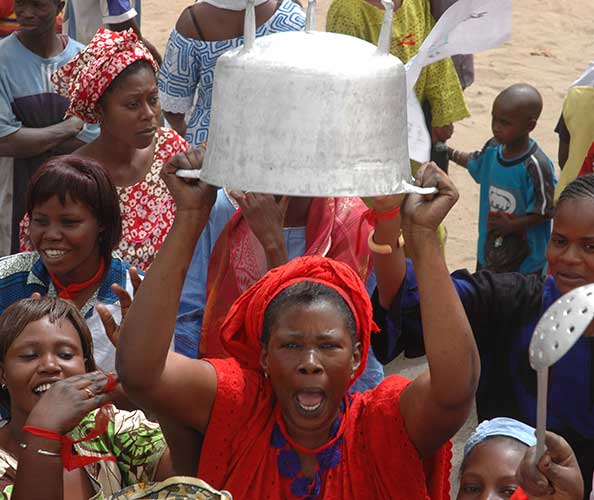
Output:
[19,442,61,457]
[368,230,393,255]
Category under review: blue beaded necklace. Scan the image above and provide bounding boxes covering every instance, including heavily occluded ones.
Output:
[270,398,347,499]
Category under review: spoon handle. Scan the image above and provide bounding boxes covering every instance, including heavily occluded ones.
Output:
[535,367,548,461]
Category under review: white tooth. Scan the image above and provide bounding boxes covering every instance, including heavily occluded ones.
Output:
[299,401,322,412]
[34,383,53,394]
[45,250,66,258]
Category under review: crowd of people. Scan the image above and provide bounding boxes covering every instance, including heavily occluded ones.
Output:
[0,0,592,498]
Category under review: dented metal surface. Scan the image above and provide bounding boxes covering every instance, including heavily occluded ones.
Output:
[178,0,424,196]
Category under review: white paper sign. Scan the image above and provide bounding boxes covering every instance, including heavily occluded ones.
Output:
[406,0,512,93]
[405,0,512,162]
[407,95,433,163]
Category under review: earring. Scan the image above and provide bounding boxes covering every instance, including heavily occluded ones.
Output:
[1,384,6,390]
[263,371,269,379]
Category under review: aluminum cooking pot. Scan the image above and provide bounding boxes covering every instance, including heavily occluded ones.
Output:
[177,0,432,197]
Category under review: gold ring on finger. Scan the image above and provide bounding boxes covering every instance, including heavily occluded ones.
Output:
[84,387,95,399]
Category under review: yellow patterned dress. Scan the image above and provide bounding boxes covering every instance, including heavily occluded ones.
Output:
[555,86,594,201]
[326,0,469,128]
[328,0,467,249]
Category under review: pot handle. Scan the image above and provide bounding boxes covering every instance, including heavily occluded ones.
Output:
[402,181,438,195]
[176,169,203,179]
[242,0,256,52]
[305,0,316,32]
[375,0,393,56]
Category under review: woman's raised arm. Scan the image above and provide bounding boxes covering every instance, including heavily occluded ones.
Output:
[368,193,406,310]
[116,149,219,433]
[399,163,480,458]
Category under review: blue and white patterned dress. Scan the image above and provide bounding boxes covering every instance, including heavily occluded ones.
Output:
[158,0,305,147]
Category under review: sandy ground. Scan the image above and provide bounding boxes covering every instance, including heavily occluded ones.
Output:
[141,0,594,495]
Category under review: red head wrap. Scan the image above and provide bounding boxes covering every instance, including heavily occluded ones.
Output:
[220,255,378,382]
[51,28,158,123]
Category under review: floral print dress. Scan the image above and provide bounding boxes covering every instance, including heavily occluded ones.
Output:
[115,128,188,269]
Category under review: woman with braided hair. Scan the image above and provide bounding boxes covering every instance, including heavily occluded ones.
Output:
[374,173,594,499]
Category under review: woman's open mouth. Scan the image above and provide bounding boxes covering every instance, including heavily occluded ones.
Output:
[294,390,326,417]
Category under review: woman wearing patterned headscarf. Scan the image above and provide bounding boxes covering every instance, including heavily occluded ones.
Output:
[20,28,187,270]
[116,157,480,499]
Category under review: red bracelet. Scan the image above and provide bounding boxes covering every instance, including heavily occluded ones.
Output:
[103,372,118,393]
[22,426,61,442]
[23,412,116,471]
[357,205,401,252]
[366,205,401,222]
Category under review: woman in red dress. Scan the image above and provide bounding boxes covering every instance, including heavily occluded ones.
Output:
[116,158,480,499]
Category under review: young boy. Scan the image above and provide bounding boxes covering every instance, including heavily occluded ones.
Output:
[448,84,556,274]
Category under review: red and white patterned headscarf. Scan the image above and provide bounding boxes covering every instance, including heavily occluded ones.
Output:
[51,28,158,124]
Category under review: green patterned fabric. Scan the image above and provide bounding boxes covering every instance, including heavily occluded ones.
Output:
[0,407,166,499]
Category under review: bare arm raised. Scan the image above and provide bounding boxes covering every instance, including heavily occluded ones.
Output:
[229,191,290,270]
[116,149,219,434]
[399,164,480,458]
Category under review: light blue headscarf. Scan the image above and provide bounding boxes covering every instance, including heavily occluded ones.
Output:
[464,417,537,458]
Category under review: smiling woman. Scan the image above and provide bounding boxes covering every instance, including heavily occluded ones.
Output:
[18,28,188,270]
[0,155,139,374]
[0,297,175,500]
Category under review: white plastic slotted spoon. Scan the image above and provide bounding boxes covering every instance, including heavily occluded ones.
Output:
[529,283,594,459]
